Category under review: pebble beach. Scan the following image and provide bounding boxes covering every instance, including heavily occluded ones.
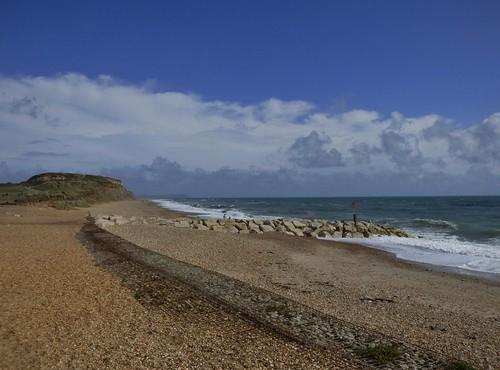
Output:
[1,199,499,369]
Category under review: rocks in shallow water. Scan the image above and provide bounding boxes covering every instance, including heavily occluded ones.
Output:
[93,213,411,239]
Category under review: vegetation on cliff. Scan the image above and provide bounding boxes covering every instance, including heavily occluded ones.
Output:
[0,173,133,207]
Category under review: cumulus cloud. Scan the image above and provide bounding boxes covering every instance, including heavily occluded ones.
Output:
[0,73,499,194]
[287,131,344,168]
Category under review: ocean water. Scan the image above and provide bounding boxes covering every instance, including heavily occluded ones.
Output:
[152,196,500,275]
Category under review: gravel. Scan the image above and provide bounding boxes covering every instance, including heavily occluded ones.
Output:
[0,204,357,369]
[93,200,500,369]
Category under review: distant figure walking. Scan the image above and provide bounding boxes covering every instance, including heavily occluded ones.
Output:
[352,200,357,225]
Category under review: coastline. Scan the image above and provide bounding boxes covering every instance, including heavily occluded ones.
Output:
[92,199,500,369]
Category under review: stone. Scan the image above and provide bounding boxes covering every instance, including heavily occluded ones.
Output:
[294,229,305,237]
[234,222,248,231]
[193,224,209,231]
[275,225,287,233]
[239,229,250,234]
[318,230,331,238]
[292,220,307,228]
[352,232,364,238]
[283,221,295,230]
[96,219,114,228]
[225,225,239,233]
[174,220,190,228]
[203,219,218,228]
[248,223,261,233]
[343,222,356,233]
[309,221,322,229]
[331,231,342,238]
[260,224,275,233]
[211,225,227,232]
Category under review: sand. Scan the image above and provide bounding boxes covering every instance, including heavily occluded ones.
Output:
[92,200,500,369]
[0,203,356,369]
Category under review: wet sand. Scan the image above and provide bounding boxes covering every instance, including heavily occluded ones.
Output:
[93,200,500,369]
[0,203,356,369]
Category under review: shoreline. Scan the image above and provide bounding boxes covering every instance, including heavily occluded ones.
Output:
[147,198,500,284]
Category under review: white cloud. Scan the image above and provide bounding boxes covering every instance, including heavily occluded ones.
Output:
[1,73,499,186]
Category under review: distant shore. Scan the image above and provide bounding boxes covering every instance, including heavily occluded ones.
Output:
[91,199,500,369]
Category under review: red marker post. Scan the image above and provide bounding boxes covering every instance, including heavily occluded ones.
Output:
[352,200,357,225]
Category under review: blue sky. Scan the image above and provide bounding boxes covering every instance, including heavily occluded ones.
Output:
[2,0,499,123]
[1,1,500,195]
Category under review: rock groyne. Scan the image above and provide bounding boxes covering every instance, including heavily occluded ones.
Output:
[96,214,411,239]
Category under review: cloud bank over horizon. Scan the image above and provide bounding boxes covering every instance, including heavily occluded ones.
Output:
[1,73,499,196]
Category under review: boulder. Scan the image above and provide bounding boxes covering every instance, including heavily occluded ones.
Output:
[225,225,239,233]
[331,231,342,238]
[203,219,218,228]
[193,224,209,231]
[174,220,190,228]
[260,224,275,233]
[292,220,307,228]
[211,225,227,232]
[234,222,248,231]
[318,230,331,238]
[96,218,114,228]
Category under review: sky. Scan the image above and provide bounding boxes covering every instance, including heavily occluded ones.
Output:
[1,1,499,196]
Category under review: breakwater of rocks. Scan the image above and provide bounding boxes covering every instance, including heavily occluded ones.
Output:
[95,214,411,239]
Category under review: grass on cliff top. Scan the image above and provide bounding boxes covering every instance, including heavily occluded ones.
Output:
[355,344,401,365]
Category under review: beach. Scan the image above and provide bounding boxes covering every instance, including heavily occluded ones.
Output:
[1,200,499,369]
[94,200,500,369]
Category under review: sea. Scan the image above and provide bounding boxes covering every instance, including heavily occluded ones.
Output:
[151,196,500,276]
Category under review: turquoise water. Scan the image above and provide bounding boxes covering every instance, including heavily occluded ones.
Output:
[152,196,500,275]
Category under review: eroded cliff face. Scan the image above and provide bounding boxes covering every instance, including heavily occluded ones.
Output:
[1,172,133,206]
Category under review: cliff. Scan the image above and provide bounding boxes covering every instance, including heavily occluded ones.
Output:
[0,172,133,207]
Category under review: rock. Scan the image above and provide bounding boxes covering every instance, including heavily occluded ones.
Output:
[111,216,128,225]
[203,219,218,228]
[331,231,342,238]
[343,221,356,233]
[292,220,307,228]
[225,225,239,233]
[318,230,331,238]
[210,225,227,232]
[260,224,275,233]
[352,232,364,238]
[239,229,250,234]
[193,224,209,231]
[248,222,261,233]
[275,225,287,233]
[310,221,323,229]
[174,220,190,228]
[294,229,305,237]
[96,219,114,228]
[234,222,248,231]
[283,221,295,230]
[343,231,353,238]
